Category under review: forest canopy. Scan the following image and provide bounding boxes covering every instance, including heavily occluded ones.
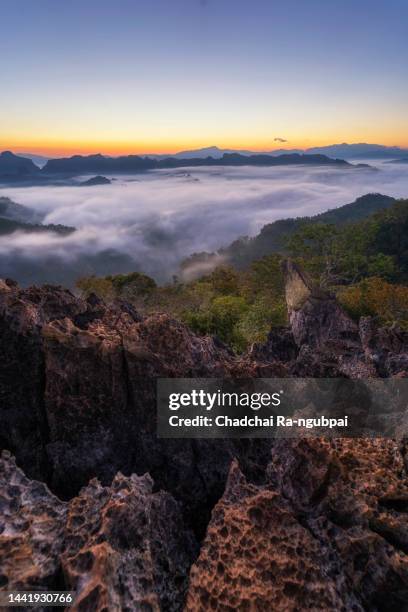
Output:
[77,199,408,351]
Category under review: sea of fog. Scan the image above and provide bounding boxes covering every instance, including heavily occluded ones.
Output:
[0,161,407,286]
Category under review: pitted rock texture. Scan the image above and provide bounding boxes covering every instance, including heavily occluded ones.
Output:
[0,272,406,514]
[4,440,408,611]
[185,461,354,611]
[268,438,408,609]
[187,440,408,611]
[0,450,66,593]
[62,472,197,612]
[0,270,408,610]
[0,451,197,611]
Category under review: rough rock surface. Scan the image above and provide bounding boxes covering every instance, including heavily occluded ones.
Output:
[248,326,299,365]
[0,282,87,479]
[283,259,359,350]
[0,281,274,536]
[359,316,408,377]
[187,441,408,611]
[0,450,197,611]
[283,260,407,378]
[0,450,67,594]
[0,265,407,610]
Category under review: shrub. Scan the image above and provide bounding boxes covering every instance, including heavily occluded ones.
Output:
[338,277,408,328]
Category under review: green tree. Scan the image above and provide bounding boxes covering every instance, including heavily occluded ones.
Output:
[208,265,240,295]
[108,272,156,297]
[287,222,341,286]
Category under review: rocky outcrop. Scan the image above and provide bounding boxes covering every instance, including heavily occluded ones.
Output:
[248,326,299,365]
[0,281,273,537]
[360,316,408,377]
[3,438,408,611]
[0,281,86,480]
[186,460,352,611]
[283,259,359,350]
[187,440,408,611]
[0,450,67,594]
[0,269,407,610]
[282,260,407,378]
[0,451,196,611]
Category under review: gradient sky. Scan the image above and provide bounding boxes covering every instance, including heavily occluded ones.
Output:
[1,0,407,155]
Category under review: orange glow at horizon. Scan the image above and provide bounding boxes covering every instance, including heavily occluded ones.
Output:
[2,135,408,158]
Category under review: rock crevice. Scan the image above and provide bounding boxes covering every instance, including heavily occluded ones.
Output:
[0,268,407,610]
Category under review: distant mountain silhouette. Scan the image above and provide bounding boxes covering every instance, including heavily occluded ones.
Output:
[43,153,153,175]
[305,143,408,160]
[145,143,408,161]
[0,146,390,184]
[173,146,247,159]
[41,152,358,176]
[3,143,402,182]
[387,158,408,164]
[0,151,41,177]
[171,146,303,158]
[163,143,408,161]
[19,153,50,168]
[79,175,112,186]
[170,143,405,160]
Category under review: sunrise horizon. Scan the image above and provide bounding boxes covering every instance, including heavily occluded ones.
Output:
[2,1,407,160]
[3,137,408,159]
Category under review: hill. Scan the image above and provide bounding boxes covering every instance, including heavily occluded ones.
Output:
[305,143,408,160]
[0,217,75,236]
[0,196,43,223]
[0,150,374,182]
[0,197,73,235]
[149,143,406,160]
[169,145,304,158]
[183,194,397,271]
[388,158,408,164]
[78,197,408,354]
[312,193,396,224]
[41,152,359,176]
[78,175,112,186]
[0,151,41,177]
[19,153,50,167]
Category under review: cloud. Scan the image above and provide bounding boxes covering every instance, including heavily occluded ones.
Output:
[0,160,407,286]
[274,137,288,143]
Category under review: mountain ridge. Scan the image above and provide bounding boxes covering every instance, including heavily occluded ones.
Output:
[0,150,370,183]
[0,196,74,236]
[0,151,41,177]
[5,141,407,168]
[182,193,398,272]
[40,152,361,176]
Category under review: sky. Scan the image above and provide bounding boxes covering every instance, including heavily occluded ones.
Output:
[1,0,407,155]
